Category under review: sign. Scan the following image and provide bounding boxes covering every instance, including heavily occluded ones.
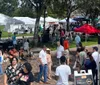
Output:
[74,70,94,85]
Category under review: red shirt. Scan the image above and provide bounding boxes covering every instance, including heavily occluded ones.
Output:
[63,40,69,50]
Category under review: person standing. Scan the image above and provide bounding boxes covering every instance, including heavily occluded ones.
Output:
[75,34,81,48]
[37,45,49,84]
[4,57,22,85]
[63,37,69,57]
[23,39,29,52]
[56,41,64,65]
[92,47,99,85]
[55,56,71,85]
[46,48,52,79]
[12,33,17,48]
[84,52,96,78]
[17,62,34,85]
[0,30,2,40]
[0,50,3,75]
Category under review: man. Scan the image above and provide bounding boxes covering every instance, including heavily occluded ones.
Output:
[37,45,49,84]
[75,34,81,48]
[63,37,69,56]
[92,46,99,85]
[0,30,2,39]
[56,41,64,65]
[55,56,71,85]
[12,33,17,48]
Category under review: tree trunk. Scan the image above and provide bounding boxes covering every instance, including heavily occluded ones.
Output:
[66,16,70,31]
[66,9,71,31]
[34,17,40,46]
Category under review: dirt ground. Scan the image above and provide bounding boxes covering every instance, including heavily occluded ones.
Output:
[0,45,95,85]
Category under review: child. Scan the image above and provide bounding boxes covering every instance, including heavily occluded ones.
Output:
[17,62,34,85]
[46,48,52,79]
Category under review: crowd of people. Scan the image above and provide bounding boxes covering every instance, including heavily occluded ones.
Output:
[0,30,99,85]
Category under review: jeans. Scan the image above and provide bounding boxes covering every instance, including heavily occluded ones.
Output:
[38,64,48,82]
[0,64,3,75]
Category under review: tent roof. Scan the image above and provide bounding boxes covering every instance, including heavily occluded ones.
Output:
[74,24,100,34]
[40,16,59,22]
[59,18,76,23]
[0,13,10,25]
[6,17,25,24]
[13,17,36,24]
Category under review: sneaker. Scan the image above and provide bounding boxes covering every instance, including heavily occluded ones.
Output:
[38,81,44,84]
[44,82,50,84]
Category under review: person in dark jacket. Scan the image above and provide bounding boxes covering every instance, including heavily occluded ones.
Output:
[84,52,96,78]
[17,62,34,85]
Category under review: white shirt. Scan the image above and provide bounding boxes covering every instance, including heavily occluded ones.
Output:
[39,50,47,65]
[92,51,100,69]
[55,65,71,85]
[23,41,29,50]
[57,45,64,58]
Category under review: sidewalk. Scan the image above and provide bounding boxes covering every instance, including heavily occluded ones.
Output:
[32,44,98,54]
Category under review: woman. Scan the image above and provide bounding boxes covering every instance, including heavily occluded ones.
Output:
[4,57,22,85]
[84,52,96,78]
[17,62,34,85]
[46,48,52,79]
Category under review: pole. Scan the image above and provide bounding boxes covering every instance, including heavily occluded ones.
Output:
[43,6,46,33]
[98,34,100,85]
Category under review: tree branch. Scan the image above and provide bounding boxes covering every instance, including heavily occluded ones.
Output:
[28,0,36,7]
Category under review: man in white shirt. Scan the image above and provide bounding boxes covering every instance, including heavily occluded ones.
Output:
[37,45,49,84]
[92,46,99,85]
[23,39,29,51]
[55,56,71,85]
[56,41,64,65]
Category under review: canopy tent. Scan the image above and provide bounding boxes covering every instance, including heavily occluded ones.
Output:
[0,13,9,25]
[73,16,90,21]
[74,24,100,34]
[6,17,25,24]
[59,18,76,23]
[13,17,36,25]
[40,16,59,23]
[45,17,59,22]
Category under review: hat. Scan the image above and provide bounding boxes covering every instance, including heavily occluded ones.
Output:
[46,48,50,51]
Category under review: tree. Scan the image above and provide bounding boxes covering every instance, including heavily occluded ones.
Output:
[49,0,78,31]
[0,0,19,16]
[77,0,100,26]
[20,0,53,45]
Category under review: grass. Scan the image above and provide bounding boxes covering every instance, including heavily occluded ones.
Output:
[0,25,98,50]
[35,40,97,51]
[69,41,97,48]
[0,25,33,38]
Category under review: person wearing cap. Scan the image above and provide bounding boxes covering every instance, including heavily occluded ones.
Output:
[55,56,71,85]
[46,48,52,79]
[37,45,49,84]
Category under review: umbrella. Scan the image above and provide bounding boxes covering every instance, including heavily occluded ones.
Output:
[74,24,100,34]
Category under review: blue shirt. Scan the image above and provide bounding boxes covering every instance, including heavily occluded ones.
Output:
[75,35,81,44]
